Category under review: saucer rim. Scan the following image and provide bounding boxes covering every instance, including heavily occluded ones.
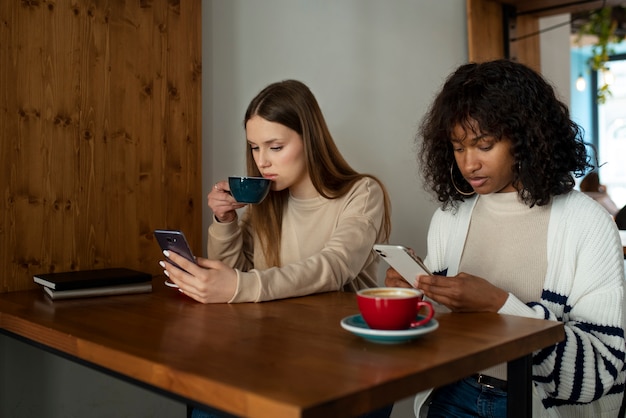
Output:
[340,314,439,337]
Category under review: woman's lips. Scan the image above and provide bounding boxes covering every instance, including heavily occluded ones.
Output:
[466,177,487,189]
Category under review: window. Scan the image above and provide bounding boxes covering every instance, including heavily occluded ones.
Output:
[595,56,626,209]
[571,39,626,212]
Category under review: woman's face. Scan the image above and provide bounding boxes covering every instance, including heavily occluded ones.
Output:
[245,115,314,198]
[451,122,516,194]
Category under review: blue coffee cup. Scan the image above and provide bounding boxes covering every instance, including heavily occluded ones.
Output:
[228,176,272,204]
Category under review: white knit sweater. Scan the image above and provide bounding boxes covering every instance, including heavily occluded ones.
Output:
[414,190,625,418]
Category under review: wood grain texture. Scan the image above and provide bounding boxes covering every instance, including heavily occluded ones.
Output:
[498,0,626,17]
[472,0,621,69]
[467,0,506,63]
[508,13,541,72]
[0,285,565,418]
[0,0,201,291]
[466,0,540,70]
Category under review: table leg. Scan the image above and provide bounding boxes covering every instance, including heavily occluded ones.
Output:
[507,354,532,418]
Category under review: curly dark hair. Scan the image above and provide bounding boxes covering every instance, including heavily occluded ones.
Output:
[418,59,592,209]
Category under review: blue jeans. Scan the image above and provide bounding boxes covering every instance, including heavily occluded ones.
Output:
[190,407,232,418]
[191,403,393,418]
[427,377,507,418]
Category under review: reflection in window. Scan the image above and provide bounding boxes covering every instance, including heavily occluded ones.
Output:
[597,58,626,209]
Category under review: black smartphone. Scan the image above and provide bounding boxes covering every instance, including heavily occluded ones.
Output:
[154,229,196,274]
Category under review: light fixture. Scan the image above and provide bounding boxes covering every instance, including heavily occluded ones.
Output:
[576,73,586,91]
[574,49,586,92]
[602,68,615,85]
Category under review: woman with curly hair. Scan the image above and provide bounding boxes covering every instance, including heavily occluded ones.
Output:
[386,60,625,417]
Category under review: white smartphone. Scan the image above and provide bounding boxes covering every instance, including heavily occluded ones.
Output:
[154,229,197,277]
[373,244,432,286]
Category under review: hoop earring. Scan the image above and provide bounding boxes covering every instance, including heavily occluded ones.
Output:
[450,163,476,196]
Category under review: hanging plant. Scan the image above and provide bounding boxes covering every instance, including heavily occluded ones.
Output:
[576,6,626,104]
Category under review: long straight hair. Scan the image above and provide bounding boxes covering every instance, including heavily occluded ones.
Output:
[243,80,391,266]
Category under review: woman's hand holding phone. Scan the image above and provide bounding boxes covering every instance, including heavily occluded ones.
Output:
[374,244,431,288]
[384,268,414,288]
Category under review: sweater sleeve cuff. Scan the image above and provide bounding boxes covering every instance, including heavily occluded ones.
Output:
[498,292,537,318]
[228,270,262,303]
[209,216,239,240]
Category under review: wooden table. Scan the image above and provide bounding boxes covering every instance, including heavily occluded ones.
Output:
[0,280,564,418]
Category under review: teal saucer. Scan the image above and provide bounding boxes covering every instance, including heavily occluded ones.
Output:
[340,314,438,344]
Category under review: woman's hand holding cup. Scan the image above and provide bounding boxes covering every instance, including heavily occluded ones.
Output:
[208,180,246,223]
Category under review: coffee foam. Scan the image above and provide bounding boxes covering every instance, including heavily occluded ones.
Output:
[361,289,417,298]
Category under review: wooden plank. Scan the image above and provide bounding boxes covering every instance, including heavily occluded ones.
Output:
[508,12,542,71]
[499,0,625,17]
[0,0,201,292]
[467,0,541,70]
[467,0,506,62]
[0,287,565,418]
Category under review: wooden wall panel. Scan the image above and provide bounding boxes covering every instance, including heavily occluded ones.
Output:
[467,0,541,70]
[467,0,506,62]
[0,0,201,291]
[508,13,541,72]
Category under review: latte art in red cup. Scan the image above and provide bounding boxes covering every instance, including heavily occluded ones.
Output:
[357,287,434,330]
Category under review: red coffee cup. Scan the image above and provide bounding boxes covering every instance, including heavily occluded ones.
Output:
[357,287,434,330]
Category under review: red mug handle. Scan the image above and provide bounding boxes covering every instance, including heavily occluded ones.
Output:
[409,300,434,328]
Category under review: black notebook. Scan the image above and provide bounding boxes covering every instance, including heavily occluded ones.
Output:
[43,281,153,300]
[33,268,152,291]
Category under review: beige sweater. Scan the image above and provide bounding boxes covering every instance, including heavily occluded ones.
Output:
[460,192,549,380]
[207,177,386,302]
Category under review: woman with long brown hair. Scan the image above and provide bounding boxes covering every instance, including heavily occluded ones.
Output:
[162,79,391,306]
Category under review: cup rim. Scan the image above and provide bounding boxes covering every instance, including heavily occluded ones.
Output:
[357,287,423,299]
[228,176,270,181]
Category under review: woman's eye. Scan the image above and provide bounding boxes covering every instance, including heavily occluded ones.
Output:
[270,146,283,151]
[249,145,259,151]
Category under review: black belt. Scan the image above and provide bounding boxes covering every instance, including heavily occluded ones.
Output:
[471,374,508,392]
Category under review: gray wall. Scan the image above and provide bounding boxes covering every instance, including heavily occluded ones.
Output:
[1,2,568,417]
[202,0,468,260]
[540,14,572,103]
[203,4,466,416]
